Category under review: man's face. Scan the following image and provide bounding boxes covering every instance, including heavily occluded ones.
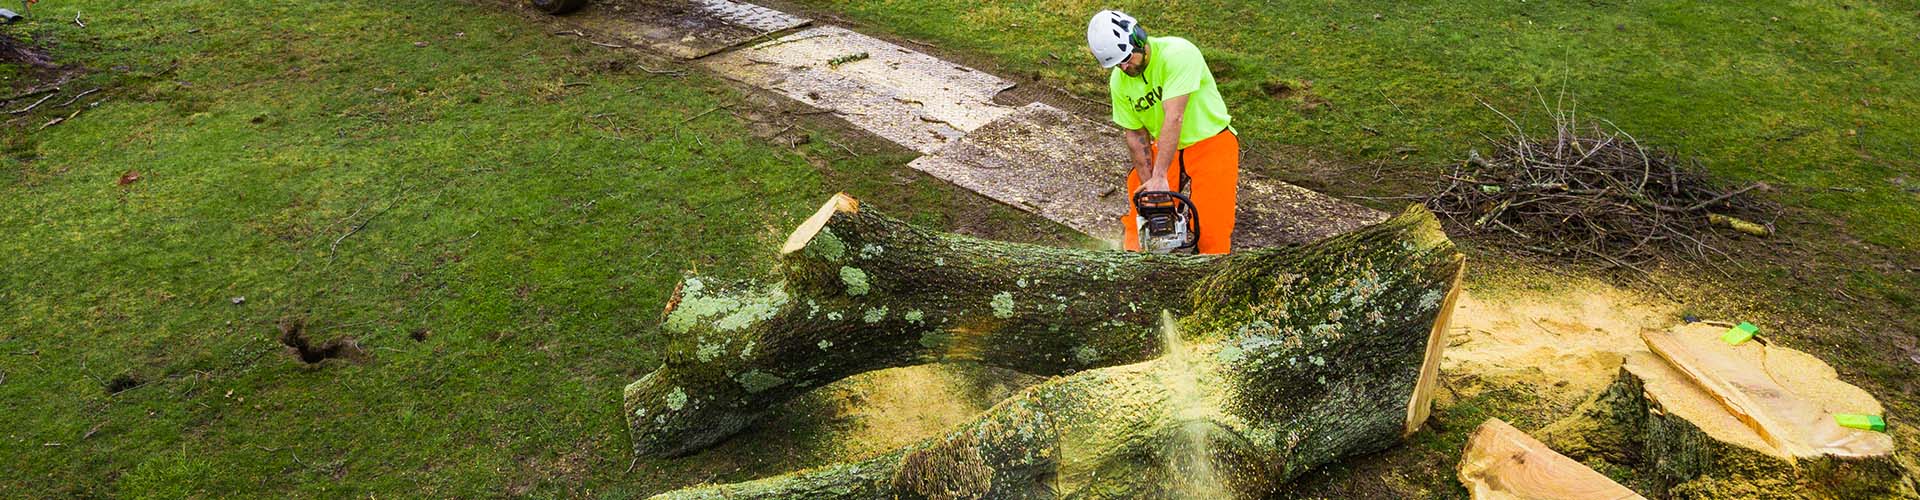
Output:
[1118,51,1146,76]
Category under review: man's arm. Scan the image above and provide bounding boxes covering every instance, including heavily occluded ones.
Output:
[1141,94,1189,193]
[1124,127,1153,184]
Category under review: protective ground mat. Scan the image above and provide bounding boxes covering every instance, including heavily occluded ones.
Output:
[706,26,1017,154]
[910,103,1385,248]
[568,0,810,59]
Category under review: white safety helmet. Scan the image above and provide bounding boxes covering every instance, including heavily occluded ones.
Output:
[1087,10,1145,69]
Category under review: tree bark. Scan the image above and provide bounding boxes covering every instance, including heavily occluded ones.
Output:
[627,194,1222,457]
[629,194,1466,498]
[1539,325,1913,499]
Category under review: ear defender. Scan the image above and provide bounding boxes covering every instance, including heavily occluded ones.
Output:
[1130,25,1148,52]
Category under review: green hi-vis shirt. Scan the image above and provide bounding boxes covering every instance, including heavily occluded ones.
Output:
[1109,36,1233,150]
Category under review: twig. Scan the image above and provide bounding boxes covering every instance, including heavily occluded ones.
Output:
[328,203,396,262]
[680,106,727,124]
[74,10,85,28]
[588,41,625,49]
[10,92,57,115]
[633,64,684,76]
[553,30,586,37]
[1671,182,1768,212]
[561,82,590,88]
[55,88,100,108]
[823,136,857,157]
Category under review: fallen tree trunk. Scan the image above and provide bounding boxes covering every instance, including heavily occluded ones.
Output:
[628,194,1222,457]
[631,194,1466,497]
[1539,324,1912,499]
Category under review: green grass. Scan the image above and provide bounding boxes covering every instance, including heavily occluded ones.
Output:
[0,0,1076,496]
[795,0,1920,253]
[6,0,1919,497]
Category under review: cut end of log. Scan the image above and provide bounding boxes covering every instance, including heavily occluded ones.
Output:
[1639,324,1894,459]
[1460,418,1646,500]
[1406,256,1467,436]
[782,193,862,255]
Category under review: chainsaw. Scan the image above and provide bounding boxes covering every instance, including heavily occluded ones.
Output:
[1133,190,1200,254]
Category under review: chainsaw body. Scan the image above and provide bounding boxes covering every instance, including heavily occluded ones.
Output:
[1133,190,1200,254]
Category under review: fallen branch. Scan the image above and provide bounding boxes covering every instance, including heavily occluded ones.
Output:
[9,92,57,114]
[678,105,727,124]
[55,88,100,108]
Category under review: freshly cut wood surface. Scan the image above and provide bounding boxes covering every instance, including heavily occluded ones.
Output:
[1406,260,1465,436]
[1642,325,1893,458]
[1459,418,1644,500]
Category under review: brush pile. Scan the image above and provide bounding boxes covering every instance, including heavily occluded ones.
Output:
[1424,104,1771,266]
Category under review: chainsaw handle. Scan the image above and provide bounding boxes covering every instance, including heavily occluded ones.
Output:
[1131,190,1194,208]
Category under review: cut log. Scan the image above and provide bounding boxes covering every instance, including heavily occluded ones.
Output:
[629,193,1222,457]
[1538,323,1912,499]
[632,194,1466,497]
[1460,418,1645,500]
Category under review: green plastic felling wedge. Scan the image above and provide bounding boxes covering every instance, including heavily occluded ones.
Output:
[1834,414,1887,432]
[1721,321,1759,345]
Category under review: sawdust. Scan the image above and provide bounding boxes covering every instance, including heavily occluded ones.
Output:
[810,364,1042,458]
[1443,278,1679,398]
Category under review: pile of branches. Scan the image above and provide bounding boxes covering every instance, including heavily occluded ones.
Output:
[1424,102,1772,267]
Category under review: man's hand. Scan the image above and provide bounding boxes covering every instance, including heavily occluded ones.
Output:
[1138,175,1170,194]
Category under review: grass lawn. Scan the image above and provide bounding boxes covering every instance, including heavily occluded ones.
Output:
[0,0,1076,496]
[4,0,1918,498]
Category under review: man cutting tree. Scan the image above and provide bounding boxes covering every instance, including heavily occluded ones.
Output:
[1088,10,1239,254]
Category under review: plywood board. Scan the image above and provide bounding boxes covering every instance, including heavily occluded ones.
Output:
[1460,418,1645,500]
[906,103,1133,240]
[705,26,1018,153]
[568,0,810,59]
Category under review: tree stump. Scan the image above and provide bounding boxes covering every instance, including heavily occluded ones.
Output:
[629,194,1466,498]
[1539,323,1913,499]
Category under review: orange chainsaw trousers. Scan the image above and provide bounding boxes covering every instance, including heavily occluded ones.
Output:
[1121,129,1239,254]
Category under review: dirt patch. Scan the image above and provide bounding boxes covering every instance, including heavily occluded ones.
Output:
[104,373,143,394]
[0,36,54,70]
[1260,79,1331,112]
[1261,79,1309,100]
[277,319,367,365]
